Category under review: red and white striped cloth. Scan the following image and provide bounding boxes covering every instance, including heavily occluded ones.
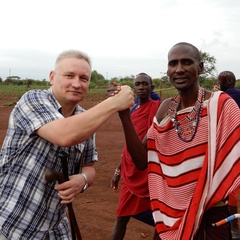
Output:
[147,91,240,240]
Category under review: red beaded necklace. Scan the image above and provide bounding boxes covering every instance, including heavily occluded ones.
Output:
[168,87,205,142]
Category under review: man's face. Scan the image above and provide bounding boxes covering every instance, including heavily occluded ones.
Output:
[167,45,203,91]
[50,57,91,106]
[134,75,152,101]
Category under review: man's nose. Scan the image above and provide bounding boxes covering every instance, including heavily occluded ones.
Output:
[176,63,185,72]
[71,78,82,88]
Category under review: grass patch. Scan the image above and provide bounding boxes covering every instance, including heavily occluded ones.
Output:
[3,101,16,107]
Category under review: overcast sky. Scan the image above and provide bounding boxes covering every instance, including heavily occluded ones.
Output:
[0,0,240,80]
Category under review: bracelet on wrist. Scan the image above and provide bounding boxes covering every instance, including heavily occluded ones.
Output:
[115,167,121,176]
[80,173,88,193]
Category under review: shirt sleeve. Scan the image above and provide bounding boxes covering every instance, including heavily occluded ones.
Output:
[82,133,98,164]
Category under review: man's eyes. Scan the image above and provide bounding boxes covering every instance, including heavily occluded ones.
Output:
[168,61,176,67]
[65,74,74,78]
[135,82,149,86]
[81,77,89,82]
[168,59,193,66]
[64,74,89,81]
[182,60,192,65]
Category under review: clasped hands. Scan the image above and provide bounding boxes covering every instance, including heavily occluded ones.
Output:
[106,82,134,111]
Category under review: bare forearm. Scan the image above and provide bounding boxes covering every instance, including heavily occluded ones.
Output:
[37,89,133,146]
[119,110,147,170]
[55,164,95,203]
[81,164,96,187]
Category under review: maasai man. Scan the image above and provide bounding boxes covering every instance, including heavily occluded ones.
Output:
[111,73,161,240]
[114,42,240,239]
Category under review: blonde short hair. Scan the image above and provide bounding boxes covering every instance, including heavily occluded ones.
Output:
[55,49,92,68]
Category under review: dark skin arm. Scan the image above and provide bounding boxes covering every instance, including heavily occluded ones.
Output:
[118,98,171,170]
[110,162,121,191]
[118,109,148,170]
[107,83,170,170]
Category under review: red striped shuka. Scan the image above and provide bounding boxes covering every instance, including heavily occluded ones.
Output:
[147,91,240,240]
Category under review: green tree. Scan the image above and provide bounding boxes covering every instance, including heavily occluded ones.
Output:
[91,70,105,82]
[200,51,217,77]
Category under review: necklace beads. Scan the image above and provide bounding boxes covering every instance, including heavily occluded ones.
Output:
[168,87,205,142]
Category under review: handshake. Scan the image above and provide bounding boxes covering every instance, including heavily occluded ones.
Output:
[106,82,134,112]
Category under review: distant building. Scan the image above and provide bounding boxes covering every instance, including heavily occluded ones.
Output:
[6,76,21,80]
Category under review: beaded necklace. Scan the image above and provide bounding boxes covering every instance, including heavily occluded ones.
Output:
[168,87,205,142]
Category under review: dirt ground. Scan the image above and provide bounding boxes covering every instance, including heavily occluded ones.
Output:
[0,97,156,240]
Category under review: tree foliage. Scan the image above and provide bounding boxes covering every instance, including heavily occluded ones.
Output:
[91,70,105,82]
[200,51,217,77]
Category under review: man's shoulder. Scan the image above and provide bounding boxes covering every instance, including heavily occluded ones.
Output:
[150,91,161,101]
[22,89,51,100]
[155,98,171,122]
[224,88,240,107]
[225,87,240,94]
[150,99,161,108]
[17,88,58,109]
[145,99,161,110]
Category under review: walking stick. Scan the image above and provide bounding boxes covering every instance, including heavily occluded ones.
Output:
[45,152,83,240]
[58,151,82,240]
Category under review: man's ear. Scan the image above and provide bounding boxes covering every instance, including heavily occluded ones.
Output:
[198,61,204,75]
[151,84,155,91]
[49,71,54,85]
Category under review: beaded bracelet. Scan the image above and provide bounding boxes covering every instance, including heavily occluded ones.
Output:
[115,167,121,176]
